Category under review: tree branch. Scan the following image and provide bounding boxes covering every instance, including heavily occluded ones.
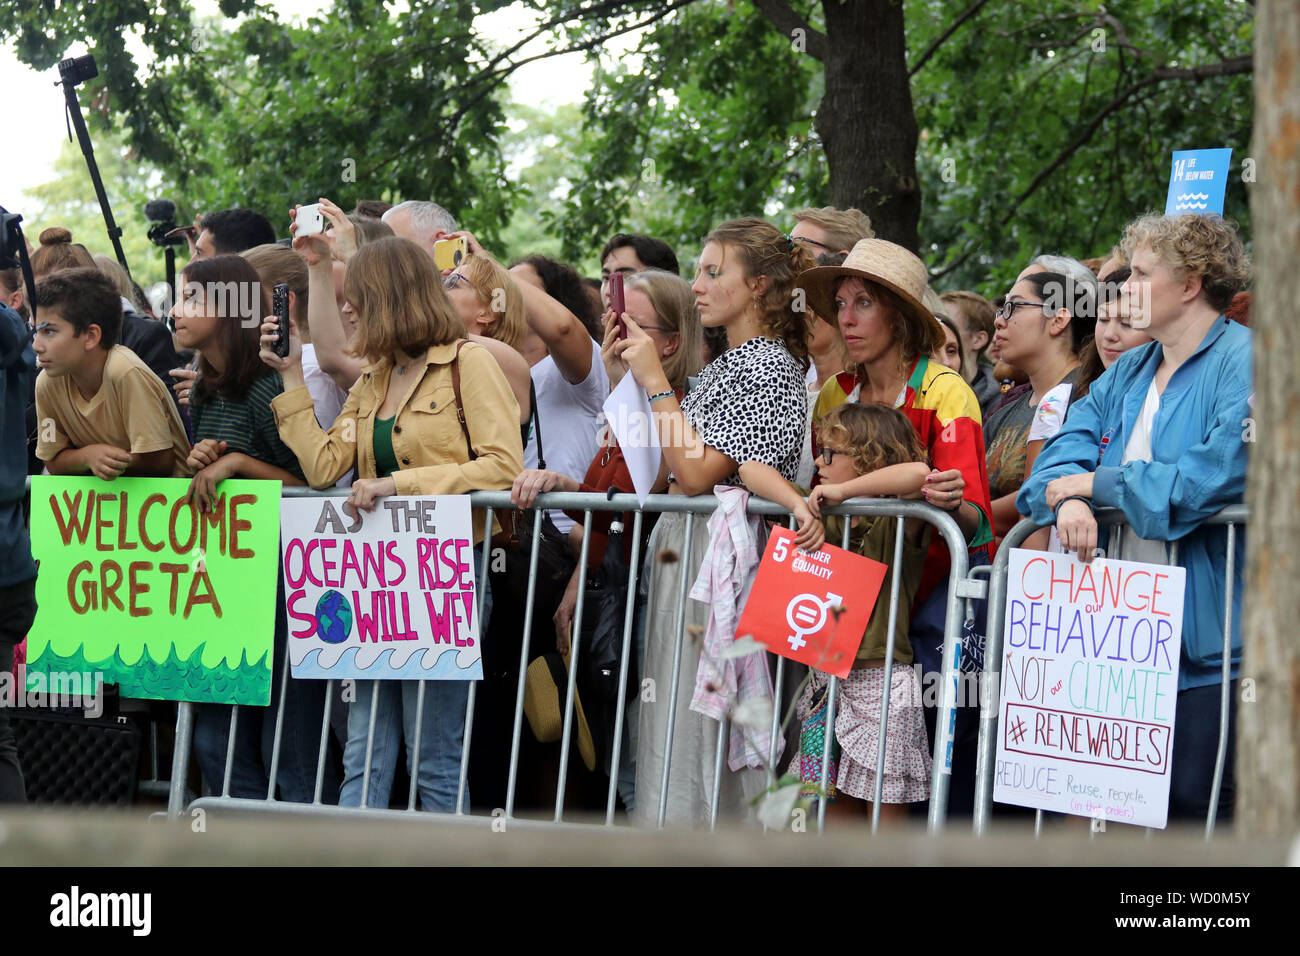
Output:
[910,0,992,76]
[931,54,1253,281]
[998,55,1252,227]
[751,0,827,62]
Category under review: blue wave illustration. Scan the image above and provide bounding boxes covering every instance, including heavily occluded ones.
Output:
[1174,202,1209,211]
[1175,192,1211,201]
[292,646,482,681]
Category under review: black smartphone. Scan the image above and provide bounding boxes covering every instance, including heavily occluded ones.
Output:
[272,282,291,357]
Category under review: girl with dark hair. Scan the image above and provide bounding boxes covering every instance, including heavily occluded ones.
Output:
[168,254,331,806]
[983,267,1096,540]
[173,255,307,506]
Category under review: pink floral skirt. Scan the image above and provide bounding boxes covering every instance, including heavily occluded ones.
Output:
[790,665,931,804]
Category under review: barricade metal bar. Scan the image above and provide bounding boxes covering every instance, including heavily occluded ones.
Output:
[168,702,194,819]
[221,707,238,797]
[361,680,379,807]
[457,519,493,816]
[1207,521,1237,838]
[657,510,696,829]
[925,511,973,833]
[555,510,594,822]
[973,518,1041,835]
[816,517,855,831]
[266,639,294,802]
[604,509,644,825]
[872,515,906,833]
[408,682,427,811]
[313,680,333,805]
[709,718,727,831]
[505,513,545,818]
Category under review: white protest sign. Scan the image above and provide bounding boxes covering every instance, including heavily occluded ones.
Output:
[993,549,1185,829]
[601,373,662,506]
[280,495,481,680]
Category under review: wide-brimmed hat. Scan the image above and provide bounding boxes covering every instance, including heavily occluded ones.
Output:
[524,651,597,772]
[797,238,946,354]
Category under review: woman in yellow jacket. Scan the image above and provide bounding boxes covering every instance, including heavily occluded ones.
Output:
[261,236,523,812]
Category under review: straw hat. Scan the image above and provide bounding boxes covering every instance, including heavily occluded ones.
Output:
[524,651,597,772]
[797,238,946,355]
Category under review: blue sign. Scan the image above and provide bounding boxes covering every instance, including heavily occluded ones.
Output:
[1165,148,1233,216]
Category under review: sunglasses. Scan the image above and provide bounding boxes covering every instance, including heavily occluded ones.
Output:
[819,446,848,465]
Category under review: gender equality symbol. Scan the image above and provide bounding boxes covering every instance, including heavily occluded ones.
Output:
[785,591,843,651]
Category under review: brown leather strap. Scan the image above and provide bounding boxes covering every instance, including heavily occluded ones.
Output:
[452,340,476,461]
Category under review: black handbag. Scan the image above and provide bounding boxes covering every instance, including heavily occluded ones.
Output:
[576,514,639,706]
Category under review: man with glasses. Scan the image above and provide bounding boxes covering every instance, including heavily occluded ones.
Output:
[790,206,875,256]
[598,233,679,310]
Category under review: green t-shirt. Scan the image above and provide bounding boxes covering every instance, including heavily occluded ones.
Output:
[822,511,929,665]
[373,416,400,479]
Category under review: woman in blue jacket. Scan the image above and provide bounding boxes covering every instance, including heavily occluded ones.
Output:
[1017,213,1251,824]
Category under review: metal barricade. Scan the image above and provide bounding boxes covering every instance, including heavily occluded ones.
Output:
[137,487,968,831]
[972,505,1247,839]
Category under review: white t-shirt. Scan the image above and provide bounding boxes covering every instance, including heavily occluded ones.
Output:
[1118,380,1168,565]
[302,343,353,488]
[1030,382,1073,553]
[524,339,610,534]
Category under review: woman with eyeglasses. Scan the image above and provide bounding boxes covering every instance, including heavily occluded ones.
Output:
[983,263,1097,541]
[441,253,534,441]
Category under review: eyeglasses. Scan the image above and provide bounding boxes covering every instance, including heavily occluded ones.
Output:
[819,446,848,465]
[444,273,468,290]
[791,235,834,253]
[995,298,1047,321]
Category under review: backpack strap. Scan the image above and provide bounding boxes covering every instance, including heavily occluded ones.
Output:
[452,340,476,461]
[530,378,546,471]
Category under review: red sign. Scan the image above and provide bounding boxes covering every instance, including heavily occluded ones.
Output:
[734,527,888,679]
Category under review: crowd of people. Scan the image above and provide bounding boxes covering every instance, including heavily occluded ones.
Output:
[0,192,1251,829]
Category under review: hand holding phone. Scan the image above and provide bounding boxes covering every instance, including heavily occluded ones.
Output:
[434,236,467,272]
[609,273,626,339]
[295,203,325,238]
[272,283,291,358]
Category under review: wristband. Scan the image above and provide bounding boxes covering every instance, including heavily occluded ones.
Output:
[647,389,675,404]
[1053,495,1093,517]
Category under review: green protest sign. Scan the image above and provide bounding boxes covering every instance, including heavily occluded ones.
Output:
[26,476,280,706]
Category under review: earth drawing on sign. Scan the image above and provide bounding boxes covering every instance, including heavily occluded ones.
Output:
[315,590,353,644]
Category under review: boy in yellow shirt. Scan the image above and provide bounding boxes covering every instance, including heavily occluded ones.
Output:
[33,268,191,478]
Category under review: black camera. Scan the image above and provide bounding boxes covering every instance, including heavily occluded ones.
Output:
[145,198,187,248]
[0,207,24,270]
[58,54,98,87]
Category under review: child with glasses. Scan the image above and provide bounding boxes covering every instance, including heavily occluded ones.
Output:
[741,402,934,823]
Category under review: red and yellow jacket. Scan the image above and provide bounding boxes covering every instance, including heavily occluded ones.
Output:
[812,356,993,603]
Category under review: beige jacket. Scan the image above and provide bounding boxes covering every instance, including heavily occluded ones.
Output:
[271,340,523,543]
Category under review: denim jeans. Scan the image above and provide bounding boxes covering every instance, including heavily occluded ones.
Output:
[340,549,491,812]
[193,574,339,804]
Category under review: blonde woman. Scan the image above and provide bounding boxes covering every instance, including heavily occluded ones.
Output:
[261,236,524,811]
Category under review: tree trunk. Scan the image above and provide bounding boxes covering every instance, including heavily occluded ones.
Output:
[814,0,920,251]
[1240,0,1300,836]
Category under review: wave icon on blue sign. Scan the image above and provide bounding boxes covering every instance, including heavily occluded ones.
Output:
[1175,192,1211,202]
[1175,202,1209,211]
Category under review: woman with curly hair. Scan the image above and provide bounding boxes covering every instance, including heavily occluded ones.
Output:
[609,218,811,826]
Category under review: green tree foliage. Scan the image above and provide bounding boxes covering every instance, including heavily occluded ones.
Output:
[1,0,1253,295]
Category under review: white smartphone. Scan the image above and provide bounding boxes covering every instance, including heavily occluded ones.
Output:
[296,203,325,237]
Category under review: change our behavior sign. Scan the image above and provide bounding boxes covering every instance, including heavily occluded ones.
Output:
[280,495,482,681]
[993,549,1185,829]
